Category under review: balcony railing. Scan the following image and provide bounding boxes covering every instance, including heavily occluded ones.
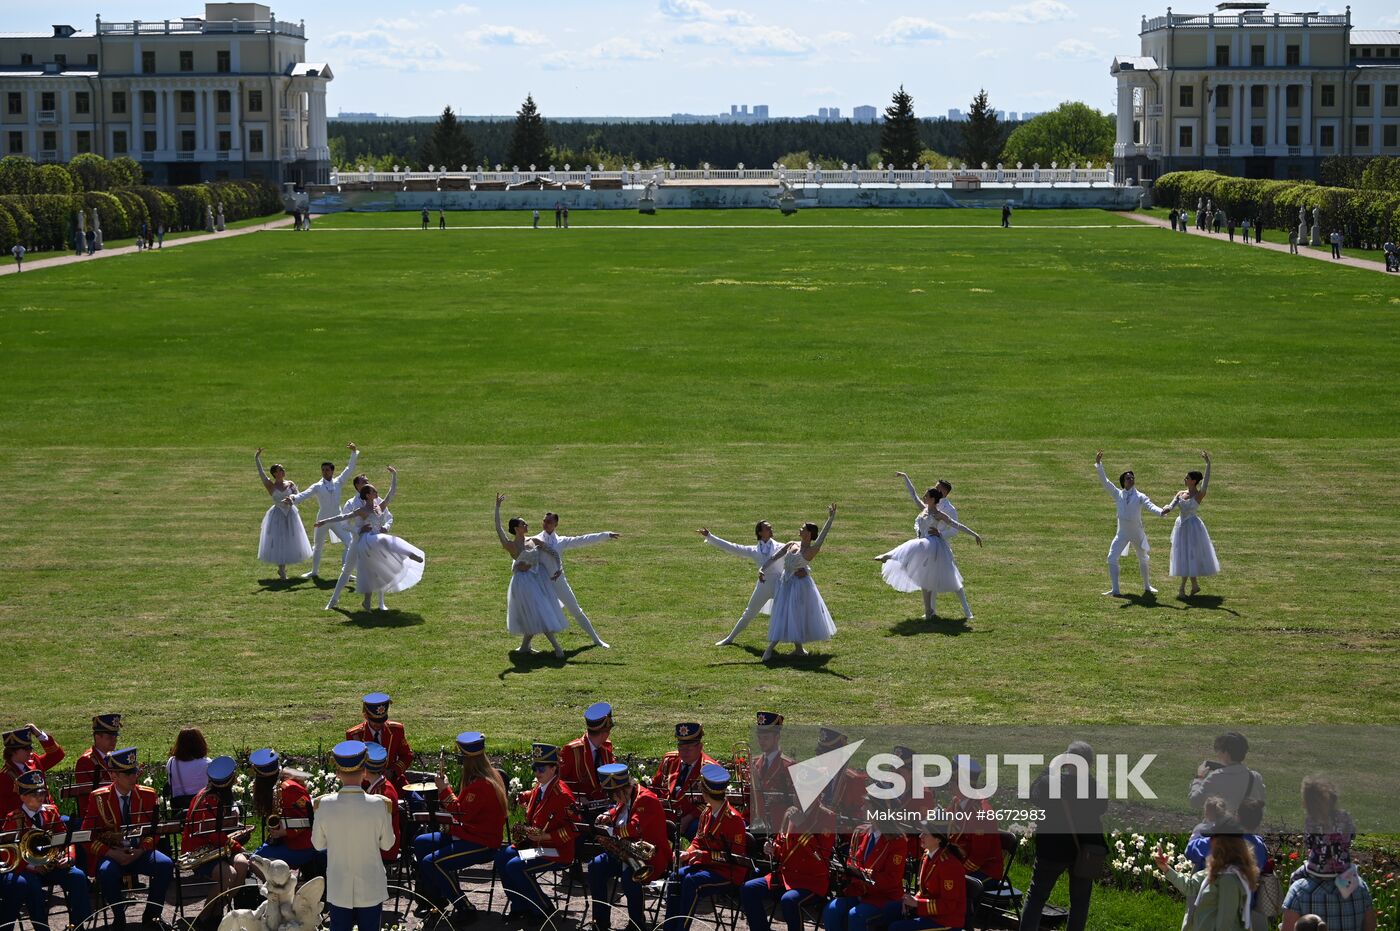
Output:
[1146,104,1164,117]
[39,149,59,161]
[97,18,304,37]
[37,110,57,124]
[1143,11,1346,31]
[176,151,195,160]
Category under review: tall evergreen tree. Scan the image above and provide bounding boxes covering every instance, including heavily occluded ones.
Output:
[507,94,551,169]
[419,106,475,170]
[962,89,1001,166]
[879,85,923,168]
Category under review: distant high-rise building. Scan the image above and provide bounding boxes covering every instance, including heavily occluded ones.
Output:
[730,104,739,116]
[753,104,769,120]
[853,105,878,123]
[947,108,965,121]
[829,106,841,119]
[1008,111,1018,121]
[818,107,829,119]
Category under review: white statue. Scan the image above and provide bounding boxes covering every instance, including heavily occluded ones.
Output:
[216,856,324,931]
[216,202,226,232]
[205,204,216,232]
[91,207,103,250]
[1311,206,1322,246]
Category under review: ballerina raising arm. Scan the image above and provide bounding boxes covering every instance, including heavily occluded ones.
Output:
[930,509,984,547]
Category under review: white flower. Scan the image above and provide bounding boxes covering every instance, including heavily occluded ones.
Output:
[1133,866,1143,875]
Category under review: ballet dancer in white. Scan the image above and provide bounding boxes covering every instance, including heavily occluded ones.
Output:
[760,505,838,662]
[699,521,784,647]
[254,448,312,580]
[496,495,568,658]
[1161,451,1220,599]
[318,467,424,611]
[1095,450,1165,597]
[323,473,392,600]
[534,512,620,650]
[288,442,358,579]
[877,474,983,620]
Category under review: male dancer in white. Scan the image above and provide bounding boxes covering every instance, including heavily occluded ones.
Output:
[697,521,783,646]
[286,442,358,578]
[533,512,619,650]
[895,471,973,619]
[324,474,393,611]
[1095,450,1164,597]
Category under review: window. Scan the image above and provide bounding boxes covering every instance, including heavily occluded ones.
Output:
[179,90,195,113]
[1357,84,1371,107]
[1286,44,1300,66]
[1180,85,1194,108]
[143,130,157,152]
[111,91,126,114]
[1386,124,1398,147]
[75,131,91,153]
[1286,85,1300,109]
[1216,85,1231,109]
[1388,85,1399,107]
[217,50,231,73]
[248,89,262,112]
[87,53,98,66]
[218,130,231,151]
[141,90,156,113]
[8,132,22,154]
[40,91,55,111]
[1356,124,1371,147]
[249,128,264,153]
[1251,85,1265,108]
[1362,47,1372,58]
[1251,125,1265,146]
[41,130,56,151]
[1251,45,1265,66]
[181,129,195,151]
[20,53,32,66]
[75,92,90,114]
[54,53,66,67]
[6,92,19,115]
[1216,124,1230,146]
[1178,125,1193,150]
[1320,124,1335,147]
[1321,84,1335,107]
[142,50,156,73]
[1216,44,1230,67]
[1286,124,1299,146]
[179,50,194,72]
[113,130,128,154]
[216,90,231,113]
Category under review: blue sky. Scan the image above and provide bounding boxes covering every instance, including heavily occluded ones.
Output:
[19,0,1399,117]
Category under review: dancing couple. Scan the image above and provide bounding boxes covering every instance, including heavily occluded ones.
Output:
[876,471,983,621]
[316,465,425,611]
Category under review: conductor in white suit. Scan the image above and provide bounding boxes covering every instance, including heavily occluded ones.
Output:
[534,511,620,650]
[289,443,359,578]
[698,521,783,646]
[312,740,396,931]
[1095,450,1165,597]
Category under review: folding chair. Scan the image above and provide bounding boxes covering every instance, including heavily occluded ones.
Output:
[974,832,1024,928]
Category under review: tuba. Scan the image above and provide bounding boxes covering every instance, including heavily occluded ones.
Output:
[0,831,63,874]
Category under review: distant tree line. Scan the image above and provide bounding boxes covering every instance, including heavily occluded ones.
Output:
[1320,155,1400,194]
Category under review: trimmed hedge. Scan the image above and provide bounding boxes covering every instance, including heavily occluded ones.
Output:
[1154,170,1400,249]
[0,206,16,256]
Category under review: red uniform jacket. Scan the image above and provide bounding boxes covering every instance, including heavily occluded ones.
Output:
[652,751,717,825]
[825,768,867,832]
[749,751,795,831]
[767,829,835,895]
[3,803,73,873]
[604,786,671,879]
[950,794,1003,880]
[519,778,576,864]
[441,775,507,849]
[559,735,614,801]
[842,827,906,905]
[277,777,315,851]
[687,803,749,885]
[0,735,66,816]
[182,786,245,855]
[72,747,114,808]
[367,777,402,862]
[912,848,967,927]
[85,784,159,860]
[345,721,413,788]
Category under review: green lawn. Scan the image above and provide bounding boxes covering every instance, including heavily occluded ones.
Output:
[2,207,1397,771]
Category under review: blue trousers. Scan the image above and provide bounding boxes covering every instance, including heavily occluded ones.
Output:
[589,851,657,929]
[328,903,381,931]
[254,842,323,870]
[414,834,495,904]
[494,845,563,919]
[889,918,960,931]
[741,878,820,931]
[8,867,93,931]
[664,866,738,931]
[823,897,902,931]
[98,850,174,921]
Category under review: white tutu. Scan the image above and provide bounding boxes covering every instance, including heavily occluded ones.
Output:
[1169,515,1220,578]
[258,503,312,565]
[354,531,425,594]
[767,573,837,644]
[879,535,964,593]
[507,564,569,635]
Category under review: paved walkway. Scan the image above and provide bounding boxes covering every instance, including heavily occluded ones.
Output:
[1126,211,1397,275]
[1,215,296,277]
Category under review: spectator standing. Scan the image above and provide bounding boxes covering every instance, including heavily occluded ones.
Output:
[1383,241,1397,271]
[1330,230,1342,259]
[165,726,211,814]
[1281,872,1376,931]
[1296,776,1355,879]
[1003,203,1013,228]
[1228,217,1236,242]
[555,202,563,228]
[1018,741,1108,931]
[1214,209,1224,233]
[563,205,569,228]
[139,220,149,251]
[1254,219,1263,243]
[157,223,165,249]
[1189,732,1265,814]
[1169,209,1178,231]
[85,227,96,255]
[421,207,429,230]
[10,243,24,272]
[1289,228,1299,254]
[1242,218,1252,243]
[532,209,540,229]
[438,209,446,230]
[1156,819,1259,931]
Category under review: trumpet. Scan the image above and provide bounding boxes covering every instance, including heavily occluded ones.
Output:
[510,823,539,846]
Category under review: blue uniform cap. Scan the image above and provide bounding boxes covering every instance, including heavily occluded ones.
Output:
[3,727,33,750]
[816,726,848,751]
[531,743,560,767]
[333,740,370,770]
[16,770,46,793]
[361,692,392,721]
[585,702,614,732]
[365,743,388,773]
[700,763,731,796]
[756,711,784,727]
[207,755,238,788]
[598,762,631,791]
[92,714,123,735]
[893,746,916,764]
[249,748,280,776]
[954,756,983,778]
[674,722,704,744]
[109,747,140,773]
[456,732,486,756]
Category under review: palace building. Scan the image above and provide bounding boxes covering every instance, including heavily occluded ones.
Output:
[0,3,331,185]
[1111,1,1400,182]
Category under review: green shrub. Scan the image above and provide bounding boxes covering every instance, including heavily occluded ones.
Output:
[36,164,75,195]
[0,204,18,254]
[0,199,37,247]
[0,156,40,195]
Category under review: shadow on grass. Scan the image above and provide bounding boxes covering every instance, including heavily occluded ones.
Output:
[497,645,623,679]
[329,607,426,628]
[705,643,852,680]
[256,577,314,592]
[887,616,973,637]
[1175,593,1240,616]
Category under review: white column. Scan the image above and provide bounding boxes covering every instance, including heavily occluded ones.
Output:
[1234,82,1245,146]
[1207,83,1218,152]
[1302,79,1312,147]
[1268,81,1278,147]
[193,87,204,152]
[27,90,37,158]
[1374,84,1383,154]
[58,89,70,159]
[230,88,241,154]
[1116,81,1134,150]
[131,85,141,155]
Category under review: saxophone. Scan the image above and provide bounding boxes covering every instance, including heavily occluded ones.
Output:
[177,825,253,871]
[265,779,285,831]
[596,833,658,881]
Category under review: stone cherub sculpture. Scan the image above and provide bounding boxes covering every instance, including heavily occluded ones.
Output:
[216,856,324,931]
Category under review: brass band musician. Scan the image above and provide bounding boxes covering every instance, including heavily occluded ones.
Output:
[748,711,795,834]
[2,770,92,931]
[663,764,750,931]
[415,732,507,911]
[740,804,835,931]
[181,755,251,889]
[249,748,320,871]
[652,723,716,840]
[559,702,615,803]
[85,746,173,931]
[586,762,671,931]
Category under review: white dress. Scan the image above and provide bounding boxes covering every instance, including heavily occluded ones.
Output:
[878,509,964,594]
[1169,495,1220,578]
[351,501,425,594]
[506,543,570,636]
[258,483,313,565]
[767,549,837,644]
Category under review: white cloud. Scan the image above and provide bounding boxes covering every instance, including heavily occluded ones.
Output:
[541,37,662,70]
[876,16,956,44]
[672,22,818,56]
[466,24,548,47]
[969,0,1076,23]
[658,0,752,25]
[321,29,476,73]
[1037,38,1101,61]
[371,18,418,31]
